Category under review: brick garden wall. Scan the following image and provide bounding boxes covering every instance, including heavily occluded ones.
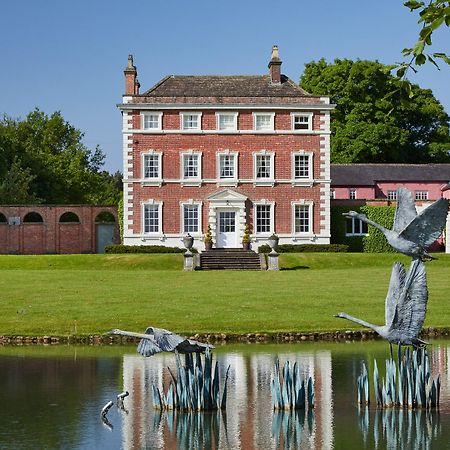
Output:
[0,205,119,254]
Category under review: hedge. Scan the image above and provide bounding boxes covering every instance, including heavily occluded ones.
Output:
[105,245,198,254]
[257,243,349,254]
[360,205,395,253]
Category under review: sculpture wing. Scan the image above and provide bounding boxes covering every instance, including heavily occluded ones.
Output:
[176,339,213,354]
[137,328,163,357]
[393,188,417,233]
[399,198,449,247]
[389,259,428,340]
[152,327,185,352]
[385,262,406,328]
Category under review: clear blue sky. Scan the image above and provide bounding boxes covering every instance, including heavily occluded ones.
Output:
[1,0,449,173]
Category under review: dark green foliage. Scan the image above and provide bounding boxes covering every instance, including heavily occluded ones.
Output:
[0,109,121,205]
[360,205,396,253]
[300,59,450,164]
[105,244,197,254]
[257,243,348,254]
[117,197,124,243]
[330,206,364,252]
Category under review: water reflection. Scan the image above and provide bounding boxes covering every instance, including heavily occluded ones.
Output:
[0,342,449,449]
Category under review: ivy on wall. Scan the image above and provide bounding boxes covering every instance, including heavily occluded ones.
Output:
[360,205,396,253]
[331,204,396,253]
[118,197,124,243]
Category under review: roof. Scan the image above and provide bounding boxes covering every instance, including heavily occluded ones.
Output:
[141,75,312,98]
[331,164,450,186]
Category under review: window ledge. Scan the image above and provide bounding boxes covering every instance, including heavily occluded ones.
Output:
[253,180,275,187]
[291,179,314,187]
[217,179,239,187]
[181,180,203,187]
[140,234,165,241]
[141,180,163,187]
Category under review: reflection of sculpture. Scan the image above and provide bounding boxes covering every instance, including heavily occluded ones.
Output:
[335,259,428,348]
[344,187,448,260]
[107,327,213,356]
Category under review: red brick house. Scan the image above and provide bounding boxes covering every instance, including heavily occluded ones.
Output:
[118,47,333,251]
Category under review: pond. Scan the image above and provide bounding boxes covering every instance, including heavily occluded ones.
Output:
[0,340,449,449]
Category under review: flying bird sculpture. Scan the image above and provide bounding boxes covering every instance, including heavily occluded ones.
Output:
[335,259,428,348]
[343,188,448,260]
[107,327,213,357]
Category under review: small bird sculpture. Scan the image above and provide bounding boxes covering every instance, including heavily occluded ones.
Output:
[335,259,428,349]
[343,188,448,260]
[107,327,213,357]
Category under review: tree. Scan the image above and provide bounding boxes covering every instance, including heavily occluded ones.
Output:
[300,59,450,163]
[399,0,450,76]
[0,110,121,205]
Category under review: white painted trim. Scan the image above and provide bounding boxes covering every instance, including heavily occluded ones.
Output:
[217,150,238,183]
[291,151,314,184]
[253,112,275,131]
[141,200,163,236]
[215,112,238,131]
[291,200,314,237]
[179,201,203,236]
[253,200,275,236]
[123,128,330,136]
[291,112,313,132]
[253,150,275,185]
[180,151,202,184]
[140,111,162,131]
[118,103,336,111]
[180,112,202,131]
[141,150,163,184]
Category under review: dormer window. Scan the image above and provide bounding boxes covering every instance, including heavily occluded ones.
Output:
[253,113,274,131]
[180,112,202,131]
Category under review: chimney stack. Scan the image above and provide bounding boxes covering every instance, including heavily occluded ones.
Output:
[268,45,282,84]
[124,54,139,95]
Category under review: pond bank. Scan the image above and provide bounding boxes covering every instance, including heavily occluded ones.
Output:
[1,326,449,346]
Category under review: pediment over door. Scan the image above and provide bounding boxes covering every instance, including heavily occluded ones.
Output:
[207,189,248,204]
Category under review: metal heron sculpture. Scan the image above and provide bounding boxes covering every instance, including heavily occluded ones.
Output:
[343,188,448,260]
[335,259,428,349]
[107,327,214,357]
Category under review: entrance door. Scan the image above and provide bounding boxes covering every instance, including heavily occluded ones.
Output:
[96,223,115,253]
[217,210,237,248]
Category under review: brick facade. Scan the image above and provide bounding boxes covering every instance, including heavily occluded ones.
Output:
[118,48,333,251]
[0,206,119,254]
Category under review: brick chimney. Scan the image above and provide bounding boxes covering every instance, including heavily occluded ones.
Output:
[268,45,282,84]
[124,54,139,95]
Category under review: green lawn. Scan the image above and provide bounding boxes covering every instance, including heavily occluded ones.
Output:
[1,253,449,336]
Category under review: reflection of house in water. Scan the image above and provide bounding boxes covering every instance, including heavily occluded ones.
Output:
[120,350,333,449]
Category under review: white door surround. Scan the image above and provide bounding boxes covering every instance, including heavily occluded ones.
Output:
[207,189,247,249]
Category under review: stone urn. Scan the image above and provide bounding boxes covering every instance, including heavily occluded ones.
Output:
[268,233,279,254]
[183,233,194,254]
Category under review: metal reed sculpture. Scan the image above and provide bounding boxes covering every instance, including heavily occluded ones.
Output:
[271,359,314,411]
[336,187,449,350]
[107,327,213,357]
[151,349,230,412]
[356,347,440,409]
[343,187,448,261]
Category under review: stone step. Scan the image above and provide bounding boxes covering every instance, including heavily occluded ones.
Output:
[199,249,262,270]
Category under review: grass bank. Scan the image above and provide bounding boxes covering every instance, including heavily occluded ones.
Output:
[1,253,449,336]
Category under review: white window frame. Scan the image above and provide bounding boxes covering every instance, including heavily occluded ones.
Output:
[330,189,335,199]
[292,151,313,182]
[217,151,238,184]
[141,112,162,131]
[253,201,275,235]
[216,112,238,131]
[180,200,202,236]
[142,151,162,182]
[180,112,202,131]
[181,151,202,185]
[415,191,429,200]
[345,217,369,236]
[253,112,275,131]
[387,190,397,200]
[291,112,313,132]
[253,150,275,185]
[349,189,357,200]
[292,201,314,236]
[142,200,163,235]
